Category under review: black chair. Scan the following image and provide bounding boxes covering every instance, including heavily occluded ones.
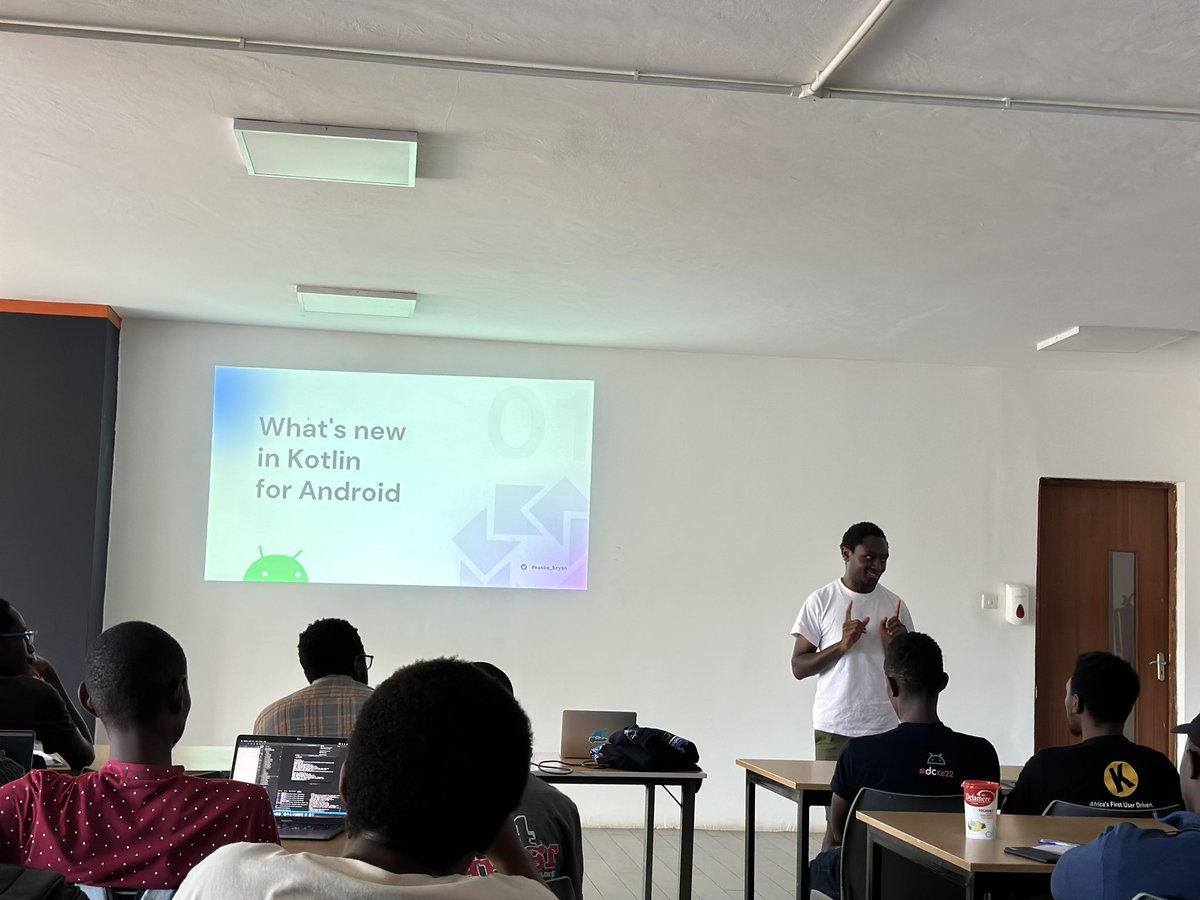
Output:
[840,788,964,900]
[1042,799,1181,818]
[0,864,86,898]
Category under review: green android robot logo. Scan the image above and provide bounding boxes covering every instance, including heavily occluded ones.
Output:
[243,547,309,583]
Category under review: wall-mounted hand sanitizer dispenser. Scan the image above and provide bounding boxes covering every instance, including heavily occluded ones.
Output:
[1005,583,1030,625]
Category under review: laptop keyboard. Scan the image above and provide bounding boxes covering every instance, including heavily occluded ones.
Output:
[278,820,345,840]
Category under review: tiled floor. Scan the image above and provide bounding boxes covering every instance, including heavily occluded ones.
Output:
[582,829,821,900]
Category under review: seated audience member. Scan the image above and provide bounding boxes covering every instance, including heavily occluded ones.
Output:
[1004,651,1183,815]
[175,657,549,900]
[0,621,278,889]
[0,599,93,770]
[253,617,373,736]
[809,632,1000,899]
[1051,712,1200,900]
[470,662,584,900]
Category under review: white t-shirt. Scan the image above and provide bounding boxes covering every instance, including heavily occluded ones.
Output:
[174,843,553,900]
[790,579,913,737]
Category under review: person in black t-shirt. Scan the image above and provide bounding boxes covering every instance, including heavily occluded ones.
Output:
[808,632,999,899]
[0,598,93,770]
[1003,651,1182,815]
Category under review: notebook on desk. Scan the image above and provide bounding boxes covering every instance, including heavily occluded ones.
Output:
[560,710,637,761]
[229,734,350,840]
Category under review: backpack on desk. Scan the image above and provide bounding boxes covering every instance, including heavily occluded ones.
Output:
[593,726,700,772]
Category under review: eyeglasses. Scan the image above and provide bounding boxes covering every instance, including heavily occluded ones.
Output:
[0,630,36,642]
[357,654,374,670]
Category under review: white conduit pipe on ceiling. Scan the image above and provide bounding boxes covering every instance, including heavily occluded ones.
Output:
[795,0,898,99]
[2,18,1200,124]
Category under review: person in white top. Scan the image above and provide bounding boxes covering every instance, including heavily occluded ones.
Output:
[175,658,552,900]
[790,522,913,761]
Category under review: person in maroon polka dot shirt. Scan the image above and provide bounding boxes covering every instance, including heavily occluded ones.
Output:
[0,621,279,889]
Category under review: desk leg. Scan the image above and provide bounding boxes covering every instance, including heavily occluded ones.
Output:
[797,791,810,900]
[643,784,656,900]
[744,774,756,900]
[679,782,696,900]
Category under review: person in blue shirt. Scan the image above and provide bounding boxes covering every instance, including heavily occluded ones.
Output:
[1052,712,1200,900]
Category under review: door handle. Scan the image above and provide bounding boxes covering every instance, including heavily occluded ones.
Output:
[1149,652,1169,682]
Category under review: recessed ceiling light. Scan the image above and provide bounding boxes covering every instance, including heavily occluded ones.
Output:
[234,119,418,187]
[297,286,417,318]
[1036,325,1194,353]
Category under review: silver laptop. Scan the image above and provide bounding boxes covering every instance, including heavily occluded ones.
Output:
[230,734,349,840]
[560,710,637,761]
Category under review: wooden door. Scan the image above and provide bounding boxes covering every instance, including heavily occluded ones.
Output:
[1034,479,1176,755]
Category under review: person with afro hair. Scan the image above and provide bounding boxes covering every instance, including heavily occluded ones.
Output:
[177,658,549,900]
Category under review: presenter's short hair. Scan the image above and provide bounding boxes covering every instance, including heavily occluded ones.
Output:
[1071,651,1139,725]
[298,618,364,681]
[343,658,532,872]
[841,521,886,551]
[84,621,186,727]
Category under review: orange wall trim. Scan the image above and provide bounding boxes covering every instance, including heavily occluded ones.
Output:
[0,299,122,329]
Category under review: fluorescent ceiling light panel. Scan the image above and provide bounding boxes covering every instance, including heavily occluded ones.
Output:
[1036,325,1194,353]
[234,119,418,187]
[297,286,417,318]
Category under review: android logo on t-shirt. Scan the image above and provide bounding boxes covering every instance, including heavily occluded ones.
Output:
[243,547,309,583]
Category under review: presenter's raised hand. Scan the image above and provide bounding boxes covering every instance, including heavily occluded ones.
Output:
[880,599,907,646]
[839,601,870,652]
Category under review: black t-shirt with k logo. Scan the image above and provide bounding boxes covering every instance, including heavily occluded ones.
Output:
[1003,734,1183,815]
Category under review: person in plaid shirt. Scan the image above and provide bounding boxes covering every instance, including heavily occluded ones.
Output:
[253,618,373,737]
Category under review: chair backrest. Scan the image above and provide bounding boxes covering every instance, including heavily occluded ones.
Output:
[840,788,963,900]
[1042,799,1181,818]
[0,864,86,898]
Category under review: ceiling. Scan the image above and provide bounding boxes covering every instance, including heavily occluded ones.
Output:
[1,0,1199,370]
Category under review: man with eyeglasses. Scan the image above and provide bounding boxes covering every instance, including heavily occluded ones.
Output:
[0,598,93,769]
[253,617,374,737]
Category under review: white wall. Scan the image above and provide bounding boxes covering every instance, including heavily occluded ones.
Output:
[105,319,1200,829]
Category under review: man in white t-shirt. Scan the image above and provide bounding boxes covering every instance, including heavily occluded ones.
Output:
[790,522,913,760]
[175,658,551,900]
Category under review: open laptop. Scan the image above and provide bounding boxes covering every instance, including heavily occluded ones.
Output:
[560,710,637,761]
[230,734,350,840]
[0,731,35,774]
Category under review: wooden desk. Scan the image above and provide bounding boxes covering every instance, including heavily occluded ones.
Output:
[284,762,707,900]
[736,759,1022,900]
[857,810,1173,899]
[535,762,706,900]
[737,759,834,900]
[91,744,233,774]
